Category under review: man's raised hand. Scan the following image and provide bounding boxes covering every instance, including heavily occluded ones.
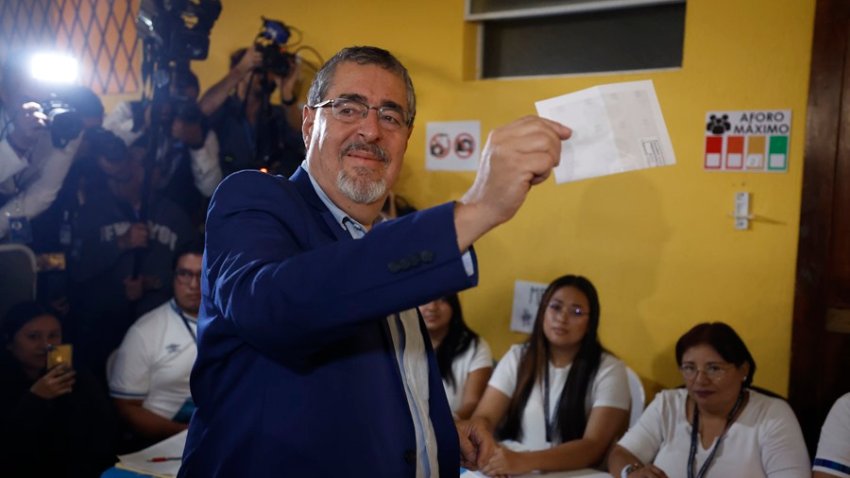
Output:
[455,116,571,251]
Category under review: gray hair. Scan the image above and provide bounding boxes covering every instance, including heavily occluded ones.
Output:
[306,46,416,127]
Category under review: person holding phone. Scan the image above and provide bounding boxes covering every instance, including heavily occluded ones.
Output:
[0,300,117,477]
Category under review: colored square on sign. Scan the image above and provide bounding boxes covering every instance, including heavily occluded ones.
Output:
[769,154,786,169]
[705,136,722,169]
[746,154,764,169]
[725,136,744,169]
[727,154,742,169]
[768,136,788,171]
[746,136,766,170]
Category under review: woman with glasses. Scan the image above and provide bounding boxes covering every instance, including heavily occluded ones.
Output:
[418,293,492,420]
[471,274,631,476]
[609,322,810,478]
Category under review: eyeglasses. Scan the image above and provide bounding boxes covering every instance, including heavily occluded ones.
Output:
[679,363,731,381]
[546,302,588,319]
[309,97,410,131]
[175,268,202,285]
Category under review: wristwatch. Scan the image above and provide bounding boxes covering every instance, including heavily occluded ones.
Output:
[621,463,643,478]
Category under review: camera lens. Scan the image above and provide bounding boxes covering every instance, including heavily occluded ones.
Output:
[49,109,83,148]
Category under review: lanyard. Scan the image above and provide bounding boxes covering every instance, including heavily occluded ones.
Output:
[170,299,197,344]
[543,361,560,443]
[687,390,746,478]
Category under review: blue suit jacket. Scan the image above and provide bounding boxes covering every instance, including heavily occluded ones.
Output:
[179,168,478,477]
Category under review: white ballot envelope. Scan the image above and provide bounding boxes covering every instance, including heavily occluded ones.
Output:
[535,80,676,184]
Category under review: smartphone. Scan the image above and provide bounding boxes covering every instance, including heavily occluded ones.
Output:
[46,344,73,369]
[36,252,67,271]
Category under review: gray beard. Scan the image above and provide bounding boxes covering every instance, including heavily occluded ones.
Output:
[337,168,387,204]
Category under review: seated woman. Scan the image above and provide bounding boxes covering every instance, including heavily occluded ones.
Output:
[813,392,850,478]
[471,274,630,476]
[609,322,810,478]
[419,293,492,419]
[0,301,117,477]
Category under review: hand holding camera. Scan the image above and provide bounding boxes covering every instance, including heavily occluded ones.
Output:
[274,56,300,105]
[235,47,263,80]
[7,101,48,152]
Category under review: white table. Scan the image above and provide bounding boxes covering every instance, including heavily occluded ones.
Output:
[461,468,613,478]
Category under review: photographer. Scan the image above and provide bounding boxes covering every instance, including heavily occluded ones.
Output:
[0,50,82,242]
[198,45,305,178]
[103,67,221,226]
[69,129,197,384]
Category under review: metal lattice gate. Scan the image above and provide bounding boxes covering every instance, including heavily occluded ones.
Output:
[0,0,141,95]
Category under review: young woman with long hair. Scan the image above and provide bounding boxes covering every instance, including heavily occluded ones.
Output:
[472,274,630,476]
[419,293,492,419]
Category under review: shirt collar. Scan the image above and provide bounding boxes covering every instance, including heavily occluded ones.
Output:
[302,160,382,239]
[170,299,198,323]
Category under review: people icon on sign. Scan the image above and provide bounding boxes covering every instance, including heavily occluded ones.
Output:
[430,133,450,158]
[455,133,474,159]
[707,114,731,135]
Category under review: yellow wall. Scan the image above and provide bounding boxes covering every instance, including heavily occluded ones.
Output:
[154,0,815,395]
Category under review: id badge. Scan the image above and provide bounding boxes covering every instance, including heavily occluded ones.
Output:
[8,216,33,244]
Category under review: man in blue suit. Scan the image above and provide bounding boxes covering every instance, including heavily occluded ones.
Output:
[179,46,571,477]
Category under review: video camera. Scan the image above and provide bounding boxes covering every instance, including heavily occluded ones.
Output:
[136,0,222,64]
[1,51,84,148]
[41,95,84,149]
[255,17,296,77]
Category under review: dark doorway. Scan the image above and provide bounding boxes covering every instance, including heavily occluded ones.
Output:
[789,0,850,454]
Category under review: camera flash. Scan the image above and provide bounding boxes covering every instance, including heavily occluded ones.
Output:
[30,52,79,85]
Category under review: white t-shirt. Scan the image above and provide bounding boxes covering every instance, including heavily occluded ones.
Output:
[814,392,850,478]
[108,300,198,420]
[618,388,810,478]
[489,344,630,450]
[442,337,493,414]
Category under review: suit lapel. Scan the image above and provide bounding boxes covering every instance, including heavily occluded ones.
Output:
[290,167,350,242]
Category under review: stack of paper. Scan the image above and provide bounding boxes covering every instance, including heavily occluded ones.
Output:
[115,430,187,477]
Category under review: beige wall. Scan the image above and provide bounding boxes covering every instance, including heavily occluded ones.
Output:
[123,0,815,395]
